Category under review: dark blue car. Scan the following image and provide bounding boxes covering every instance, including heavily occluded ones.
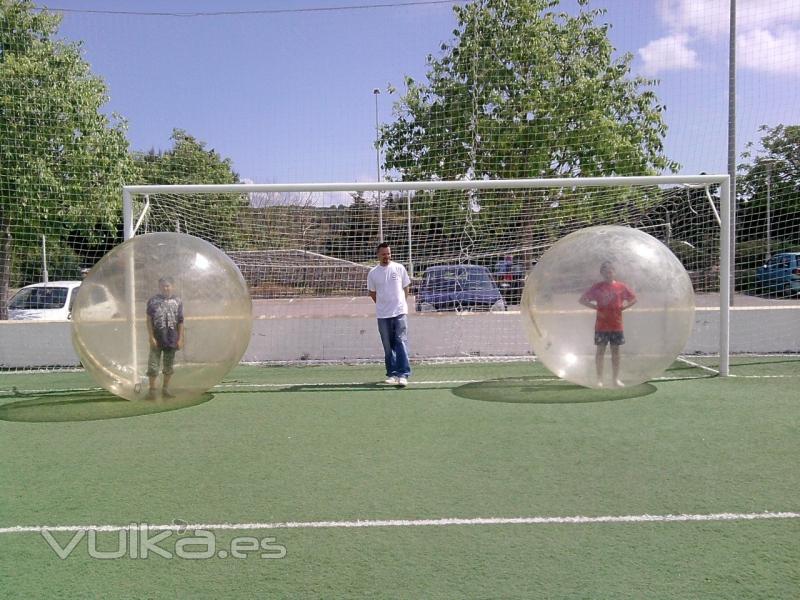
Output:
[415,265,506,312]
[755,252,800,296]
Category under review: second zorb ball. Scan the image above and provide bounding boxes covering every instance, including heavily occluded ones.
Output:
[521,226,695,388]
[71,232,252,402]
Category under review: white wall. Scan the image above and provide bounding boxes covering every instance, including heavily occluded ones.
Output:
[1,307,798,369]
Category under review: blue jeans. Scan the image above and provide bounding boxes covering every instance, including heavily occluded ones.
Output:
[377,314,411,378]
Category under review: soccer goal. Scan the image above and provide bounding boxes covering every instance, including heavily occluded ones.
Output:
[119,175,745,376]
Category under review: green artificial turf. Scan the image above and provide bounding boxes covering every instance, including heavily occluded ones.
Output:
[0,360,797,598]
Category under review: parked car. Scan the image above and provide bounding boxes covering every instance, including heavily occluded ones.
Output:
[755,252,800,296]
[8,281,121,321]
[8,281,82,321]
[415,265,506,312]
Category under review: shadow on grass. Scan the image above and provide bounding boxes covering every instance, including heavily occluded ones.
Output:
[0,390,213,423]
[452,376,657,404]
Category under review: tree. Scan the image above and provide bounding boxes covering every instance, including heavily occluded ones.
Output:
[0,0,134,318]
[132,129,248,250]
[382,0,676,181]
[378,0,677,261]
[738,124,800,261]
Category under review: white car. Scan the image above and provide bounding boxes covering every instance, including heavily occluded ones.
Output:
[8,281,121,321]
[8,281,82,321]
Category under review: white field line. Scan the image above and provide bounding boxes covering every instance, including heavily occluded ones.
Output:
[215,375,698,389]
[5,370,800,397]
[676,356,721,375]
[2,511,798,535]
[0,386,102,396]
[215,380,485,389]
[694,305,800,311]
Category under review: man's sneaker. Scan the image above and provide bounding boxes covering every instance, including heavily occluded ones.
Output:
[397,377,408,387]
[162,389,176,399]
[613,379,625,388]
[145,389,157,401]
[384,376,398,385]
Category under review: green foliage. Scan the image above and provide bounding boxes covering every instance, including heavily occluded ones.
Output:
[381,0,677,182]
[135,129,240,186]
[376,0,678,264]
[0,0,135,314]
[738,124,800,251]
[11,236,82,286]
[132,129,248,250]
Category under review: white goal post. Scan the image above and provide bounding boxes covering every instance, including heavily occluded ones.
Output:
[122,175,732,375]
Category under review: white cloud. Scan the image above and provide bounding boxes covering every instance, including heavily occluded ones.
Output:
[739,0,800,33]
[638,33,700,76]
[648,0,800,75]
[657,0,727,39]
[658,0,800,37]
[738,27,800,75]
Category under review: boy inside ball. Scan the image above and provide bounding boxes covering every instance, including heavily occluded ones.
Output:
[579,261,636,387]
[145,276,184,399]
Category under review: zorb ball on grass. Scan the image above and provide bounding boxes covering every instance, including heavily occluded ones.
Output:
[521,225,694,389]
[72,232,252,402]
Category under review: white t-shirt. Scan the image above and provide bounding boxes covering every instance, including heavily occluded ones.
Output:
[367,261,411,319]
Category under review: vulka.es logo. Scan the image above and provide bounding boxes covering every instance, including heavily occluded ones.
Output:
[41,523,287,560]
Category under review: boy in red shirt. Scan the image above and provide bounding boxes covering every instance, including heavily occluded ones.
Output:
[579,261,637,387]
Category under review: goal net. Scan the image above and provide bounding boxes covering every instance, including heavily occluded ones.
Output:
[112,176,739,371]
[6,174,800,377]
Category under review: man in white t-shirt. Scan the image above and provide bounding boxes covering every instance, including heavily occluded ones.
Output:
[367,242,411,387]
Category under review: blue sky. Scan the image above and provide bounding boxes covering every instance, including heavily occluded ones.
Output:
[40,0,800,188]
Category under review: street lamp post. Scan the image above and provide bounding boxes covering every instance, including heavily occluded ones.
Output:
[406,191,413,277]
[765,161,772,260]
[373,88,384,242]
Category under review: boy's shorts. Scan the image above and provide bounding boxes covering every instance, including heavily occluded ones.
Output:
[146,347,177,376]
[594,331,625,346]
